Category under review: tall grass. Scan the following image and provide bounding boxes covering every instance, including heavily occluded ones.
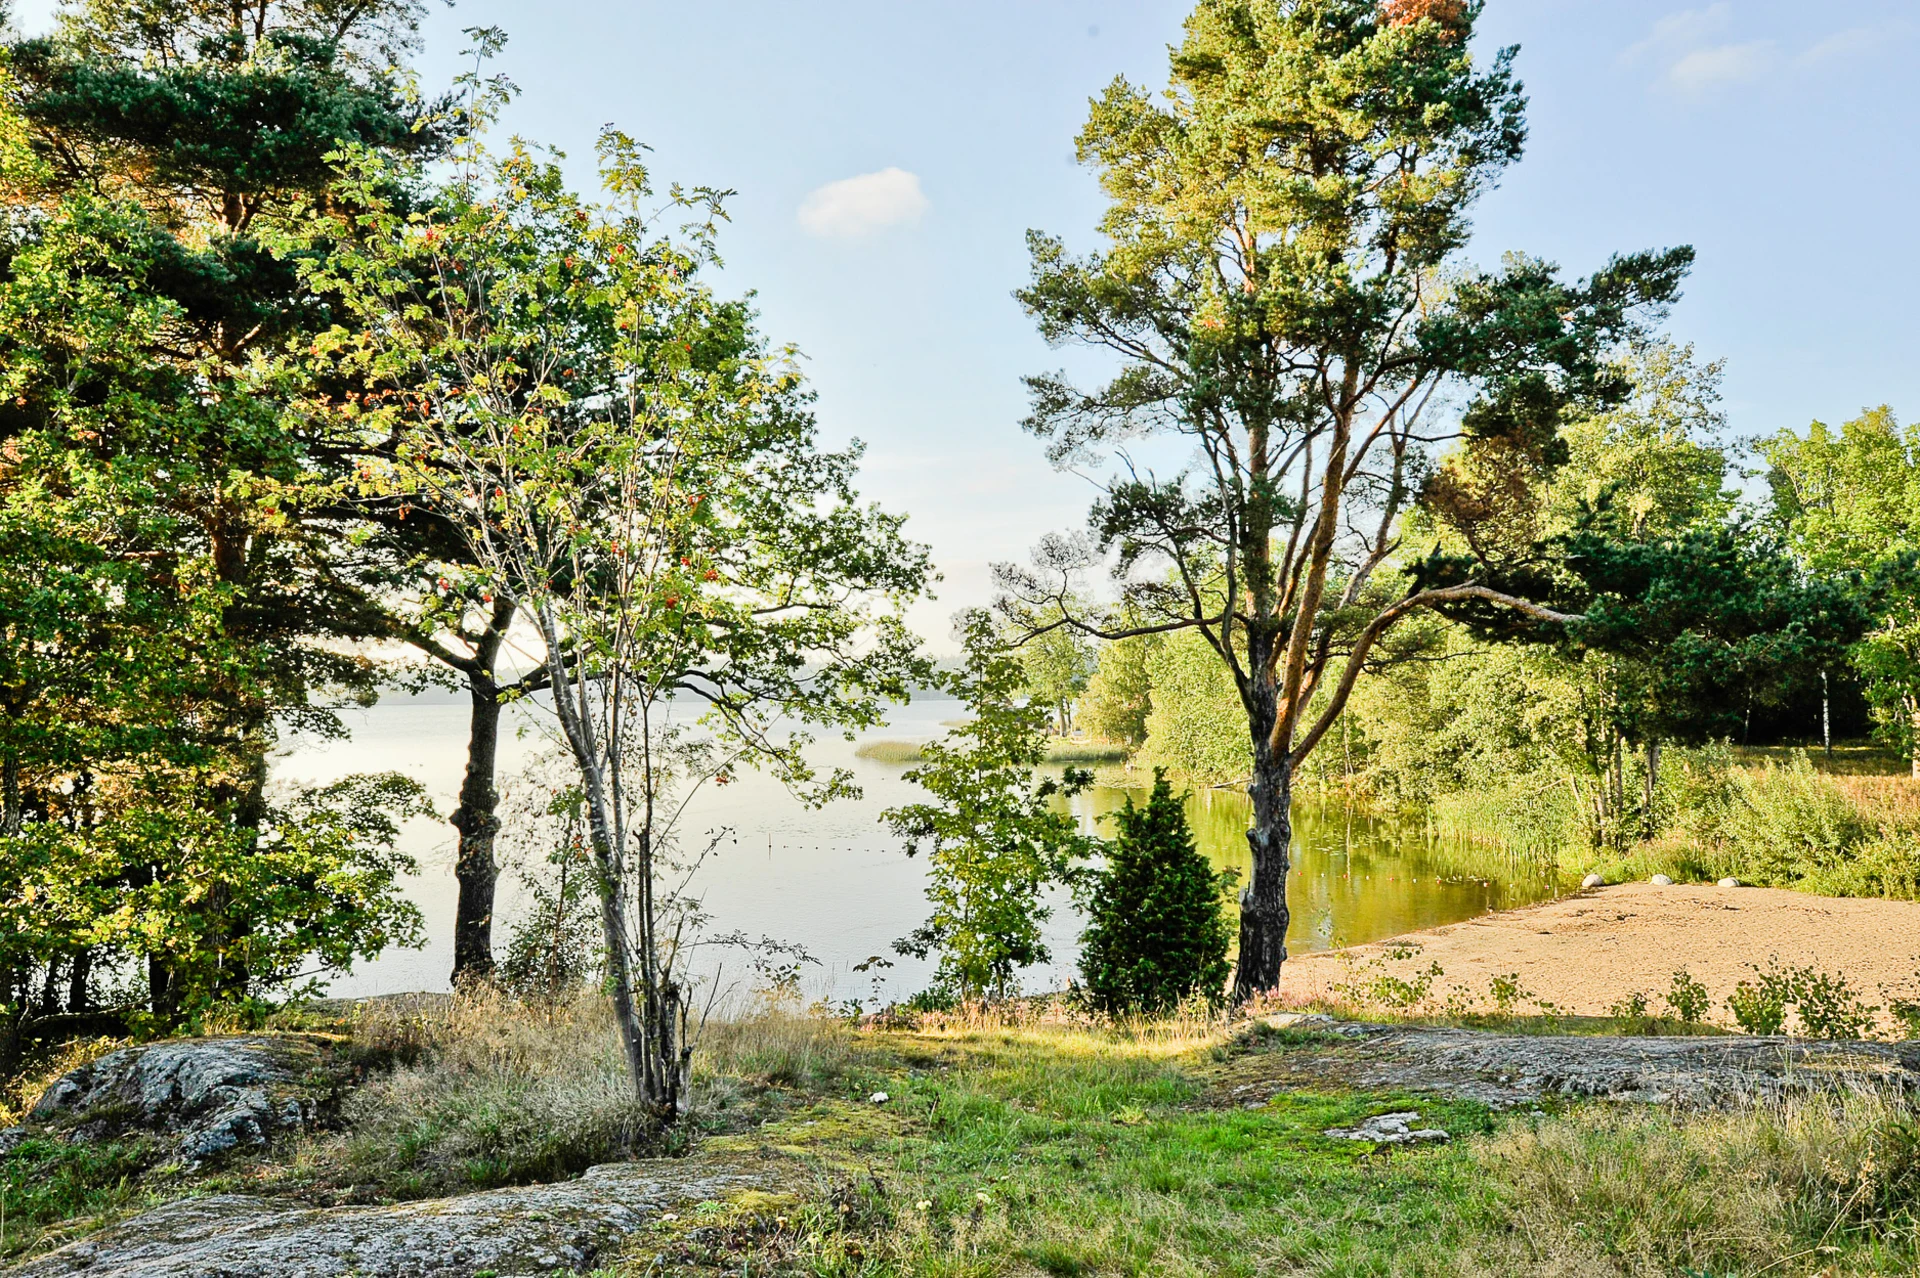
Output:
[290,986,858,1198]
[1481,1090,1920,1273]
[319,987,651,1196]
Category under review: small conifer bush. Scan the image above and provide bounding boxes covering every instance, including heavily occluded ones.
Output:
[1079,771,1233,1013]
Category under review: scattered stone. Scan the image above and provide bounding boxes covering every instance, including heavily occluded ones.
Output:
[1323,1111,1450,1145]
[1581,873,1605,889]
[13,1162,766,1278]
[868,1091,890,1104]
[1717,877,1740,888]
[0,1125,26,1153]
[26,1035,333,1166]
[1649,874,1675,886]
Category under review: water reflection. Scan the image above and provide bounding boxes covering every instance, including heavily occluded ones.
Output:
[288,697,1560,999]
[1064,780,1561,955]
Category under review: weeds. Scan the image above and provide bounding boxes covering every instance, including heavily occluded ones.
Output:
[1666,969,1712,1023]
[1725,957,1883,1039]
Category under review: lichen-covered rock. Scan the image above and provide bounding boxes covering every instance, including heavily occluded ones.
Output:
[1323,1111,1449,1144]
[27,1036,332,1164]
[1232,1020,1920,1109]
[11,1161,765,1277]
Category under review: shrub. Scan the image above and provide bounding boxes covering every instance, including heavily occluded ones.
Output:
[1666,969,1711,1023]
[1727,971,1790,1036]
[499,840,603,1004]
[1790,967,1879,1040]
[1724,959,1881,1039]
[1078,772,1233,1014]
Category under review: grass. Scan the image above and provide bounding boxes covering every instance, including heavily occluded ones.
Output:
[612,1009,1920,1276]
[5,991,1916,1273]
[856,739,1131,765]
[0,1135,164,1259]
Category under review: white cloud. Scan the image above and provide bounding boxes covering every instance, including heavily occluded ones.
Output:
[1799,21,1912,66]
[1627,5,1911,97]
[797,168,929,238]
[1667,39,1777,92]
[1623,2,1733,64]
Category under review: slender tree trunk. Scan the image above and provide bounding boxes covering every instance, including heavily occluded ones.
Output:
[67,948,90,1013]
[0,747,20,837]
[148,954,175,1021]
[536,608,654,1109]
[1911,703,1920,781]
[1821,669,1831,757]
[1643,739,1661,836]
[450,685,504,986]
[37,958,61,1016]
[1234,737,1292,1002]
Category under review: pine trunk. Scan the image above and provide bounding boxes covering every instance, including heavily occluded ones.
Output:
[1233,739,1292,1001]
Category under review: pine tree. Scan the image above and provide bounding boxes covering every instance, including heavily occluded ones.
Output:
[1079,771,1232,1014]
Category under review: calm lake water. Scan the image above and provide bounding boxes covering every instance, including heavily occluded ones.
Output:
[281,695,1559,1003]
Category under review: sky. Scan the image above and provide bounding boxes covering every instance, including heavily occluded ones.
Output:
[15,0,1920,650]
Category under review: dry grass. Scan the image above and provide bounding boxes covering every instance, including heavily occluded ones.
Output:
[884,991,1239,1058]
[1479,1090,1920,1274]
[264,986,863,1199]
[301,986,651,1197]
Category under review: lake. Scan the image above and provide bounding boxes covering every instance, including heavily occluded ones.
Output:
[282,695,1560,1004]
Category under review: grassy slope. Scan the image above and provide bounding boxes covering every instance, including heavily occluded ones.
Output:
[4,1001,1916,1274]
[628,1016,1920,1277]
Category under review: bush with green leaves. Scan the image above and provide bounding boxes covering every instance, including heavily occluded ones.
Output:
[1078,771,1233,1014]
[1727,958,1881,1039]
[1665,969,1711,1023]
[884,615,1096,1003]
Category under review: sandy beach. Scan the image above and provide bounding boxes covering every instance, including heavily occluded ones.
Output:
[1282,882,1920,1030]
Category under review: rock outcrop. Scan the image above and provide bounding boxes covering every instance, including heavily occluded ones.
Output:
[1243,1014,1920,1108]
[11,1161,766,1278]
[24,1035,334,1164]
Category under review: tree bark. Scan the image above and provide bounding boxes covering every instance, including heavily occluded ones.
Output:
[67,948,90,1013]
[0,747,20,837]
[1643,738,1661,837]
[1233,737,1292,1002]
[449,685,504,986]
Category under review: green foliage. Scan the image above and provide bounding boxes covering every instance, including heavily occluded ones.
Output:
[499,791,603,1004]
[884,616,1097,1002]
[1727,972,1790,1036]
[0,0,448,1013]
[1665,969,1711,1024]
[1078,634,1157,749]
[1016,610,1095,735]
[1724,959,1880,1039]
[1762,408,1920,766]
[1077,771,1233,1014]
[1141,630,1248,787]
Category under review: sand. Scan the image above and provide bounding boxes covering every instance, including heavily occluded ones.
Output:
[1282,883,1920,1030]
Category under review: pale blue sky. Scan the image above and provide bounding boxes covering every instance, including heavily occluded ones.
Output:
[17,1,1920,646]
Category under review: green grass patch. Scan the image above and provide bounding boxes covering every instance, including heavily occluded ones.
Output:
[0,1135,165,1259]
[627,1020,1920,1276]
